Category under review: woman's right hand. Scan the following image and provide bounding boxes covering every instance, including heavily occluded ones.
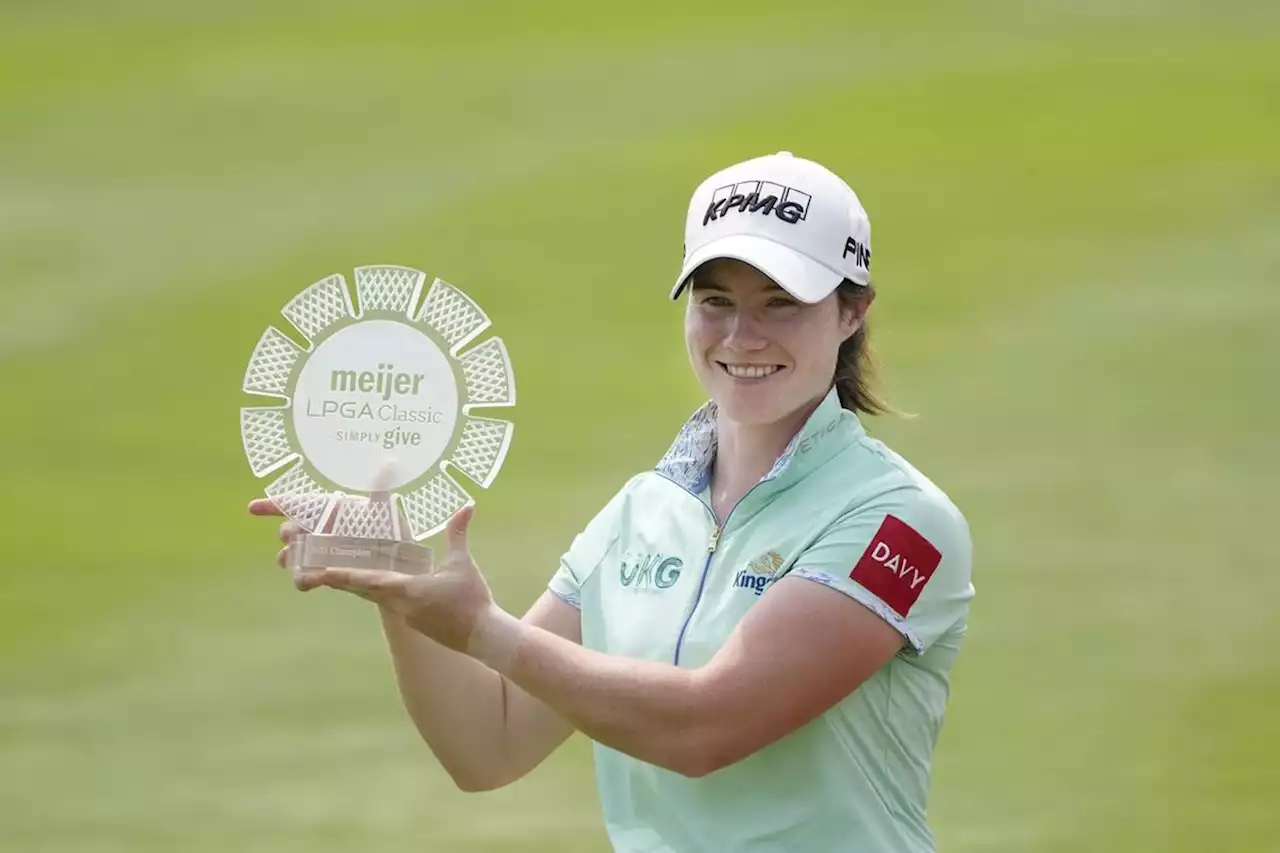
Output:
[247,497,309,580]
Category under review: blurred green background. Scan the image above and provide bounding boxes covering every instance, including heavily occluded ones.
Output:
[2,1,1277,851]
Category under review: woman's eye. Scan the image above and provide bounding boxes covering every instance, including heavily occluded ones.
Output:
[701,296,732,308]
[768,297,799,309]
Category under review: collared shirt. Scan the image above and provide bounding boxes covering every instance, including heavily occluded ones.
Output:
[549,387,975,853]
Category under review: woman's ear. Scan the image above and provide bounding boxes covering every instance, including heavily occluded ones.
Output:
[839,287,875,340]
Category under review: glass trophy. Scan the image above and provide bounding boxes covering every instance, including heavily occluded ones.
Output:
[240,265,515,574]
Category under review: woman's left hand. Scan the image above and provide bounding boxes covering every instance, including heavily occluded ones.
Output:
[298,503,496,655]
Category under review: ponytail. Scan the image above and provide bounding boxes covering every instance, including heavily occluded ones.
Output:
[833,281,902,417]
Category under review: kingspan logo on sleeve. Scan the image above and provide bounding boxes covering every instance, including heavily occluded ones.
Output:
[703,182,812,227]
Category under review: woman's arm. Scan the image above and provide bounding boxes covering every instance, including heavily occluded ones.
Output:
[298,506,909,779]
[473,576,903,777]
[380,590,580,791]
[252,498,580,793]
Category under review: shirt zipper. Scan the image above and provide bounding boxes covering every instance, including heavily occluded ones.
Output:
[670,480,771,666]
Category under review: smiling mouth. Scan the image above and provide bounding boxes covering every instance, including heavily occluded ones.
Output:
[718,362,784,380]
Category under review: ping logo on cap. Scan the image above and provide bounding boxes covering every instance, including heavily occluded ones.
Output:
[704,181,811,227]
[843,236,871,272]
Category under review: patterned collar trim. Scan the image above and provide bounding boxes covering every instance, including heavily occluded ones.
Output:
[654,399,719,493]
[655,386,856,494]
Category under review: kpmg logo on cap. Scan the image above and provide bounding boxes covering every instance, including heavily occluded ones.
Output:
[703,181,811,227]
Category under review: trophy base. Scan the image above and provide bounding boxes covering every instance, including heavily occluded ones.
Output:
[286,534,434,574]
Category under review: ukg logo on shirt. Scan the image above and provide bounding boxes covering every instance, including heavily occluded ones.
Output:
[620,552,683,590]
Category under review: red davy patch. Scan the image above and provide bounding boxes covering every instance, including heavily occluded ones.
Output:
[849,515,942,618]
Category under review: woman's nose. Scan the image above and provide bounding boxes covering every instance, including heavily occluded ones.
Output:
[723,310,769,350]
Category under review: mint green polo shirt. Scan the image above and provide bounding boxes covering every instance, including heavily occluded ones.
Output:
[549,387,974,853]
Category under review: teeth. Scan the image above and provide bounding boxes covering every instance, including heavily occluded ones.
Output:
[724,364,780,379]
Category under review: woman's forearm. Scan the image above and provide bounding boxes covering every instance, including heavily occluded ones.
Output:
[379,609,515,790]
[475,610,717,777]
[380,592,580,791]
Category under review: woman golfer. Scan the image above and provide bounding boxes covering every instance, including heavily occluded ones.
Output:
[251,151,975,852]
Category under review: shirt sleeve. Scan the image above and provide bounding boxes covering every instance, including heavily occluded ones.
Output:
[787,489,974,654]
[547,477,636,609]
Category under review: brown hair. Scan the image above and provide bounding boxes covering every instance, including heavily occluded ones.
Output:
[833,280,902,417]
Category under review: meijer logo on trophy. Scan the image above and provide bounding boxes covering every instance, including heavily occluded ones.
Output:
[292,319,458,475]
[304,361,448,447]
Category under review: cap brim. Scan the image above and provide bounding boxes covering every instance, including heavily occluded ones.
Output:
[669,234,845,304]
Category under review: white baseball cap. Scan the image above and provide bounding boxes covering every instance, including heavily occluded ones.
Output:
[670,151,872,303]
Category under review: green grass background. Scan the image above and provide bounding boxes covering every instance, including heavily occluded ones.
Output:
[2,2,1278,851]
